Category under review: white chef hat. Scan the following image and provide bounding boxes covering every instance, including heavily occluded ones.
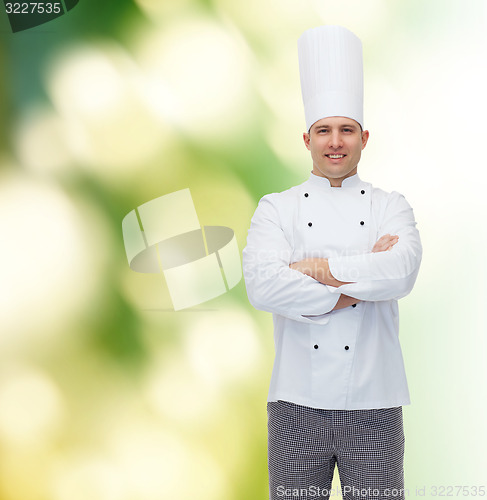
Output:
[298,25,364,131]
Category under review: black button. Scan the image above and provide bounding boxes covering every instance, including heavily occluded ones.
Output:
[314,344,319,349]
[304,192,309,197]
[308,222,313,227]
[361,190,365,195]
[344,345,350,350]
[352,304,357,308]
[360,221,365,226]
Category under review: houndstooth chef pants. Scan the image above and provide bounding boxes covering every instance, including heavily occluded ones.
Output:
[267,400,405,500]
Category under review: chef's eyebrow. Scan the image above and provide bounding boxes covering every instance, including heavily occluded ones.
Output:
[313,123,358,131]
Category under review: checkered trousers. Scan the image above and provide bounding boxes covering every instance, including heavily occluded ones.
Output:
[267,401,405,500]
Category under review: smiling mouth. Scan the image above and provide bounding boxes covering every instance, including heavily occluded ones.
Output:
[325,154,346,159]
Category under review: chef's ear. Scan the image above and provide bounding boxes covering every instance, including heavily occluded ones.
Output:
[361,130,370,150]
[303,131,311,150]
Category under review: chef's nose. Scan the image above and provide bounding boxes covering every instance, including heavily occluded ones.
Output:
[329,130,342,148]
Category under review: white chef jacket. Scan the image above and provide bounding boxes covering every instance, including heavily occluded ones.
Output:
[242,172,422,410]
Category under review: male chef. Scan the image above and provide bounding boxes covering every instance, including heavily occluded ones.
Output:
[242,26,422,500]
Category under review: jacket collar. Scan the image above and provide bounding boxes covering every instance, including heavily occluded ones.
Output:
[308,171,362,188]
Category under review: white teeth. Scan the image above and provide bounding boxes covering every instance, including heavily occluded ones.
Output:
[327,155,344,159]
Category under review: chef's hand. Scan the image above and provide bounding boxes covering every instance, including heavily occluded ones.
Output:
[333,294,360,310]
[289,258,346,287]
[372,234,398,253]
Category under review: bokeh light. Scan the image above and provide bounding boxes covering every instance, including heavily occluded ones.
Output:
[14,106,71,174]
[134,18,253,140]
[184,308,260,384]
[45,42,167,174]
[145,354,222,424]
[0,171,109,348]
[107,424,228,500]
[0,366,64,446]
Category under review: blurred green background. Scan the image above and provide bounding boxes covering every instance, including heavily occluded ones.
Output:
[1,0,486,499]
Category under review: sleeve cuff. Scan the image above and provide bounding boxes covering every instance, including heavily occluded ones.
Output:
[300,286,340,323]
[328,254,373,282]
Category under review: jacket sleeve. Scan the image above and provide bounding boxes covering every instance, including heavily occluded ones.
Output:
[327,191,422,301]
[242,194,340,323]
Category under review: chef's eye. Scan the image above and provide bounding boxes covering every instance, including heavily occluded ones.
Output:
[343,128,353,133]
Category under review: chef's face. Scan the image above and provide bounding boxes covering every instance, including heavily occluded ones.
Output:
[303,116,369,187]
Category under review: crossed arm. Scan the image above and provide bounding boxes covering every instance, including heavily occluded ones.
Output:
[290,234,399,310]
[243,191,421,323]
